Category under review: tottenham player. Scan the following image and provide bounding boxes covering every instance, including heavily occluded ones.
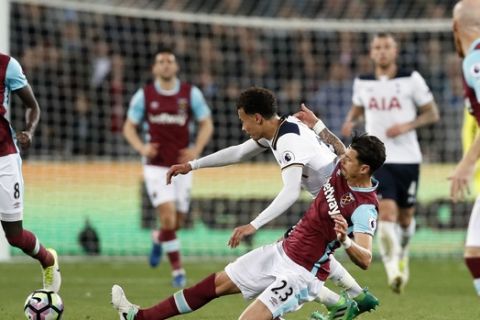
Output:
[450,0,480,298]
[123,48,213,287]
[167,88,379,316]
[0,53,61,292]
[342,33,440,293]
[112,134,386,320]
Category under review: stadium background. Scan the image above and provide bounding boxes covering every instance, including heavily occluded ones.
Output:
[3,1,480,319]
[3,0,470,259]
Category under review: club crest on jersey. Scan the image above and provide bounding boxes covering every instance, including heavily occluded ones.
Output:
[177,98,188,112]
[150,101,159,110]
[340,192,355,207]
[470,63,480,78]
[282,151,295,164]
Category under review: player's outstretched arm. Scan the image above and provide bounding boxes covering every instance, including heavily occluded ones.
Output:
[295,104,346,155]
[14,85,40,150]
[228,166,303,248]
[334,214,372,270]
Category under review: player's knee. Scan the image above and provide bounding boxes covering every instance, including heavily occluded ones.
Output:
[464,247,480,258]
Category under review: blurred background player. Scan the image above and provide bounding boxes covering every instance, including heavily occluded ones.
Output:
[168,88,379,317]
[0,53,60,292]
[341,32,440,293]
[112,134,386,320]
[123,48,213,287]
[450,0,480,298]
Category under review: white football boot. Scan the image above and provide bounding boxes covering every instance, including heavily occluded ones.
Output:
[43,248,61,293]
[112,285,139,320]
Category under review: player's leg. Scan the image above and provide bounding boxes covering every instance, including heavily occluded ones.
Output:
[374,165,402,291]
[327,255,378,314]
[464,196,480,297]
[0,154,60,292]
[112,271,240,320]
[394,164,419,291]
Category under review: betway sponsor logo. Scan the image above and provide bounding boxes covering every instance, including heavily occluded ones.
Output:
[323,180,340,216]
[149,113,187,126]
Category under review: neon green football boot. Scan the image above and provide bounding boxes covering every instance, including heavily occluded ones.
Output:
[324,293,360,320]
[353,287,380,315]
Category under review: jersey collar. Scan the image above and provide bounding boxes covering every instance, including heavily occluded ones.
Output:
[349,177,379,192]
[154,78,180,96]
[271,115,288,150]
[468,38,480,54]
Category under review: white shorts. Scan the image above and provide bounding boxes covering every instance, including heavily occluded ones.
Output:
[143,165,192,212]
[225,242,323,318]
[0,153,24,221]
[466,196,480,247]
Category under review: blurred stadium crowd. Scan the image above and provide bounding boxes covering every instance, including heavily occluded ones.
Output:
[9,2,461,162]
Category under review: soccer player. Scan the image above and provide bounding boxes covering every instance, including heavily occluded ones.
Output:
[0,53,61,292]
[167,88,378,316]
[111,133,386,320]
[450,0,480,298]
[123,48,213,287]
[341,33,440,293]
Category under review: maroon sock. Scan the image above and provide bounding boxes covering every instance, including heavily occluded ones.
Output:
[465,257,480,278]
[159,229,182,271]
[6,230,54,268]
[136,273,218,320]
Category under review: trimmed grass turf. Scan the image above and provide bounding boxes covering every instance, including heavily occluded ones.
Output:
[0,259,478,319]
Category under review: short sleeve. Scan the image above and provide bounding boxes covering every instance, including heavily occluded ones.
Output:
[190,86,211,121]
[463,51,480,103]
[127,89,145,125]
[351,204,378,236]
[352,77,363,107]
[6,57,28,91]
[411,71,434,107]
[276,134,313,169]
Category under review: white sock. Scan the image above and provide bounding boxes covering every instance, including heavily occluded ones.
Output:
[398,219,416,258]
[378,221,401,280]
[474,279,480,296]
[328,255,363,298]
[315,286,341,307]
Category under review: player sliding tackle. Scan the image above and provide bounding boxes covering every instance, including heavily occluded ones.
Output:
[162,87,378,318]
[111,133,386,320]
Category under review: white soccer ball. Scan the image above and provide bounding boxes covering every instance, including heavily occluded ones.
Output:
[24,290,64,320]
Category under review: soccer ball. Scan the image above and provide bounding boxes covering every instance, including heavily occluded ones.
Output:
[24,290,64,320]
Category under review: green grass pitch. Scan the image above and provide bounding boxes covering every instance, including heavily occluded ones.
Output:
[0,259,478,319]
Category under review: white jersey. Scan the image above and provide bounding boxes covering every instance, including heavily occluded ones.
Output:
[257,116,337,197]
[352,70,433,164]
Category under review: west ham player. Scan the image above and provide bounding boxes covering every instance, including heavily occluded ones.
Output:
[123,48,213,287]
[111,134,386,320]
[0,53,61,292]
[342,33,440,293]
[167,88,378,317]
[450,0,480,297]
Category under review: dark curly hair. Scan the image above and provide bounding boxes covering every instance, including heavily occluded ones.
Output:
[236,87,277,119]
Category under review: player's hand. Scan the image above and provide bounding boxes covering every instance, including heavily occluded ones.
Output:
[448,158,474,202]
[228,224,257,248]
[166,163,192,185]
[341,121,354,137]
[333,214,348,242]
[16,131,32,150]
[386,123,412,138]
[141,143,159,159]
[178,147,199,163]
[294,103,319,129]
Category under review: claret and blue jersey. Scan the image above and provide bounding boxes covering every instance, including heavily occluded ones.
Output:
[463,38,480,125]
[0,54,29,157]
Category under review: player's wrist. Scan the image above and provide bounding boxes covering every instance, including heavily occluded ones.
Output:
[341,237,352,249]
[312,119,326,134]
[188,159,199,170]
